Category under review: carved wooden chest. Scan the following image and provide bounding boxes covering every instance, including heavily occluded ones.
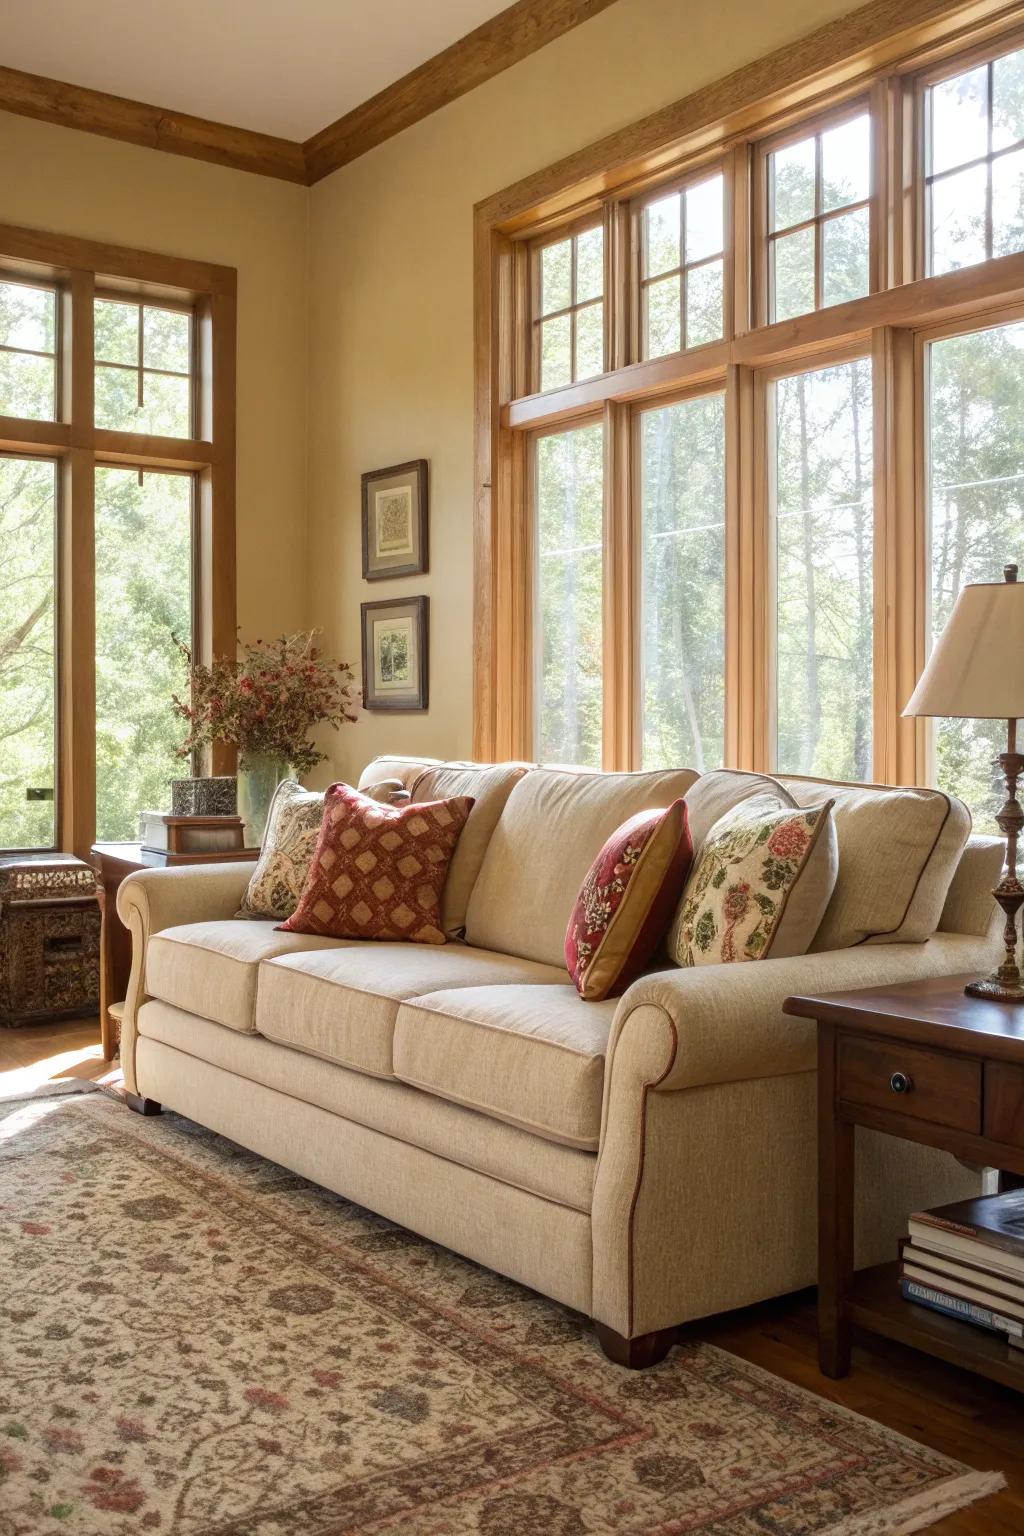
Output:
[0,855,101,1027]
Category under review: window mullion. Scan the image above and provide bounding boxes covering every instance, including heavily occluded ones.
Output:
[602,400,636,770]
[60,268,96,858]
[726,363,760,769]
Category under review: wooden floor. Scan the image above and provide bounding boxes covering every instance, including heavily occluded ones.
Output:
[3,1021,1024,1532]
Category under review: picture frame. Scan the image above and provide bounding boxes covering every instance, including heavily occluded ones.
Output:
[361,459,428,581]
[361,595,429,711]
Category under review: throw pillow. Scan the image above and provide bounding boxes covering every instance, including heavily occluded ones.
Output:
[565,799,692,1001]
[237,779,325,920]
[278,782,474,945]
[669,792,838,967]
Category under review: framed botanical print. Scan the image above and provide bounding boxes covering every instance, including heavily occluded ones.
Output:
[361,596,429,711]
[361,459,428,580]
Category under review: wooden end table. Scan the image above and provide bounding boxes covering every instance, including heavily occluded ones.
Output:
[91,842,259,1061]
[785,975,1024,1392]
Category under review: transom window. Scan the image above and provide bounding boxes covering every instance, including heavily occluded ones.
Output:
[926,43,1024,274]
[765,111,872,322]
[533,224,605,392]
[94,298,194,438]
[639,173,725,358]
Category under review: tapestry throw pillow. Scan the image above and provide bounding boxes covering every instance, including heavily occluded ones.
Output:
[278,782,474,945]
[565,799,693,1001]
[669,792,838,967]
[237,779,325,920]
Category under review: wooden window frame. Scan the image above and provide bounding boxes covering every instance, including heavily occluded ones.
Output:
[529,215,607,394]
[0,222,236,859]
[475,0,1024,776]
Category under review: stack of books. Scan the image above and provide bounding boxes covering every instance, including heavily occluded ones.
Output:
[900,1190,1024,1349]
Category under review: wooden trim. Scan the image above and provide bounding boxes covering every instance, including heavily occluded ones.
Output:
[0,64,306,183]
[304,0,620,183]
[603,401,635,769]
[0,222,236,298]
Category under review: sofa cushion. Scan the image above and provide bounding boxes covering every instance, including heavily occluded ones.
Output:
[279,784,474,945]
[255,943,567,1078]
[393,983,617,1149]
[356,755,444,792]
[779,778,971,949]
[145,921,343,1034]
[237,779,324,920]
[465,766,697,967]
[683,768,797,854]
[410,761,531,937]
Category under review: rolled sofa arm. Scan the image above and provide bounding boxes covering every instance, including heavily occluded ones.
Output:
[116,862,255,1095]
[607,930,1001,1100]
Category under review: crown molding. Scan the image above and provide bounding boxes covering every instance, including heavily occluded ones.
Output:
[0,0,620,185]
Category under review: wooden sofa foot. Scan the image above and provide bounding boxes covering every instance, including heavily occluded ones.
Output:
[594,1322,678,1369]
[123,1092,162,1116]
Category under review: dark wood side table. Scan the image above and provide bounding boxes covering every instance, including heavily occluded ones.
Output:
[785,975,1024,1392]
[91,842,259,1061]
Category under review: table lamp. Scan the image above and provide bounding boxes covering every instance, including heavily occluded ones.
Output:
[903,562,1024,1002]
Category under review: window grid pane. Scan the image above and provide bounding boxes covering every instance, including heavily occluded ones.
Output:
[928,320,1024,831]
[640,174,725,359]
[640,395,726,772]
[927,45,1024,275]
[772,358,874,781]
[0,455,58,848]
[766,113,871,322]
[533,225,605,392]
[94,298,194,438]
[0,281,58,423]
[534,424,604,766]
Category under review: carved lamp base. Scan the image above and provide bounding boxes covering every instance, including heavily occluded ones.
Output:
[964,972,1024,1003]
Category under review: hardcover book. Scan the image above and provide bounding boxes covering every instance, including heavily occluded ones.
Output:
[908,1190,1024,1280]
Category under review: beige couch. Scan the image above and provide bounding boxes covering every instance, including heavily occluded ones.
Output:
[117,757,1003,1366]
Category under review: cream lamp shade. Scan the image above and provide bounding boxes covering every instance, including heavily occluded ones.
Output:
[903,574,1024,720]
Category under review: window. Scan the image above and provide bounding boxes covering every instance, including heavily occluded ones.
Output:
[0,224,235,858]
[771,359,874,780]
[94,299,193,437]
[533,224,605,392]
[640,394,726,770]
[639,174,725,358]
[534,423,604,764]
[478,10,1024,789]
[926,43,1024,275]
[0,280,57,422]
[0,456,57,849]
[94,469,194,839]
[928,320,1024,828]
[766,112,871,322]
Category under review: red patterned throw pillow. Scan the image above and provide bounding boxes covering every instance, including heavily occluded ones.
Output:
[278,783,474,946]
[565,799,693,1002]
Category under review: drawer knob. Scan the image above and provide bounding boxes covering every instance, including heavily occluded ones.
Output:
[889,1071,913,1095]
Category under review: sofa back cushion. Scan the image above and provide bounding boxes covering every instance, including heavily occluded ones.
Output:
[357,755,443,793]
[682,768,797,854]
[465,765,697,967]
[777,776,971,949]
[409,761,531,937]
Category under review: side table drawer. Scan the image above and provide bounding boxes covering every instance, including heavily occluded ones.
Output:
[984,1062,1024,1148]
[838,1035,982,1132]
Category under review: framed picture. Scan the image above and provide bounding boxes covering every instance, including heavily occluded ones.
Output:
[361,596,429,711]
[361,459,428,580]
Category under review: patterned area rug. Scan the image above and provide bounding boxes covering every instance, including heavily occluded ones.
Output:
[0,1094,1004,1535]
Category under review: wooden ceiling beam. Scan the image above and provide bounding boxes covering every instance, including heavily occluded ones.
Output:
[302,0,621,183]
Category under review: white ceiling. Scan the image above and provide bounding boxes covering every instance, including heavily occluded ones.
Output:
[0,0,514,141]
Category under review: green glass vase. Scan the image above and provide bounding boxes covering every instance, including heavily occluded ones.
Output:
[237,753,288,848]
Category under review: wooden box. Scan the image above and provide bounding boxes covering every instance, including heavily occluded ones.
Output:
[0,855,101,1027]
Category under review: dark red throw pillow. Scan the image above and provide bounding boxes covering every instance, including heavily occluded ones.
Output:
[279,782,473,946]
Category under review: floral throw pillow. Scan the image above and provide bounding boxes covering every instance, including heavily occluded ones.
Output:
[237,779,325,920]
[669,792,837,967]
[565,800,692,1001]
[278,783,474,945]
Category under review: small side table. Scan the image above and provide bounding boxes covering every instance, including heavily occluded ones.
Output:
[91,842,259,1061]
[785,975,1024,1392]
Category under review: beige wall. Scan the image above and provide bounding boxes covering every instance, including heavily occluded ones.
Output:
[0,110,310,641]
[306,0,864,784]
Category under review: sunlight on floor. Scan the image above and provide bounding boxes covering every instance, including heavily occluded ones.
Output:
[0,1044,105,1102]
